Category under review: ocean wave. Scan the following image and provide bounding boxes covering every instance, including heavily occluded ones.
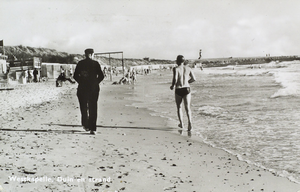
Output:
[271,89,300,98]
[271,68,300,98]
[203,67,274,77]
[224,101,252,107]
[197,105,227,117]
[125,68,300,185]
[262,60,300,69]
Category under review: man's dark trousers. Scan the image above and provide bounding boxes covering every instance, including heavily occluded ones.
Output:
[77,87,99,131]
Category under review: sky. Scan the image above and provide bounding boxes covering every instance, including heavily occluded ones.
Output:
[1,0,300,59]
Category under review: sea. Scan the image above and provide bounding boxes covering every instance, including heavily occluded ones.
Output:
[126,60,300,184]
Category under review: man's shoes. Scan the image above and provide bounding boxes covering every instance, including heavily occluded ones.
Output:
[83,126,90,131]
[90,131,97,135]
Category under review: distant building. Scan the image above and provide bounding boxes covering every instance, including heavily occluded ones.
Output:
[0,54,8,73]
[143,57,150,61]
[41,63,76,79]
[9,57,41,69]
[0,54,8,83]
[8,57,42,82]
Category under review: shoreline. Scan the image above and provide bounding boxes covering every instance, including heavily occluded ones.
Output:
[112,70,300,187]
[0,76,300,191]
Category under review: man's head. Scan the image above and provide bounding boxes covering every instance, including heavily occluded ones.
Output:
[85,48,94,59]
[176,55,185,65]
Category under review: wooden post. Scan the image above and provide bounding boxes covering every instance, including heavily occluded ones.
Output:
[109,54,112,81]
[0,40,5,56]
[122,52,124,77]
[93,51,124,80]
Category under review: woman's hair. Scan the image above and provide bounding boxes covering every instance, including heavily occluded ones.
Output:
[176,55,185,65]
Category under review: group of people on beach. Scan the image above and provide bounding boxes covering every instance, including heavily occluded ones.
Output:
[112,68,138,85]
[56,66,76,87]
[20,68,40,83]
[103,66,120,79]
[73,48,196,134]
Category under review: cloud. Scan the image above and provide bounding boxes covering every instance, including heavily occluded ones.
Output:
[23,36,50,48]
[1,0,300,59]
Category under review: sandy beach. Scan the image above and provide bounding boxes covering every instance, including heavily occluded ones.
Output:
[0,75,300,192]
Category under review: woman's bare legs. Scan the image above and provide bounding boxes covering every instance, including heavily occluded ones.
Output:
[175,94,184,129]
[184,93,193,131]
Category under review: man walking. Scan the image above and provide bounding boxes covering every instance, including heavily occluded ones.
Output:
[74,48,104,135]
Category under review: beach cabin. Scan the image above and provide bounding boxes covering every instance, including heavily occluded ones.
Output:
[0,54,8,84]
[8,57,42,83]
[41,63,76,79]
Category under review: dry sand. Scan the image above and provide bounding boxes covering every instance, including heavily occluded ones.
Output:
[0,77,300,192]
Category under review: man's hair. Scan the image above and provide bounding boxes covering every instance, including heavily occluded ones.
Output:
[176,55,185,65]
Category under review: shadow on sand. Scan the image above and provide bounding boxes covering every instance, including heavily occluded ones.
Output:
[45,123,175,131]
[0,128,83,134]
[0,123,175,134]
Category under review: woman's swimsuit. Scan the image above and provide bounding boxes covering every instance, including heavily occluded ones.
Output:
[175,87,191,97]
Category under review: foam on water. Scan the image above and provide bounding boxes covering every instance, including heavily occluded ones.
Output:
[197,106,227,118]
[271,65,300,98]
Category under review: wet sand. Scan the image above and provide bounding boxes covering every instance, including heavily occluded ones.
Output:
[0,78,299,192]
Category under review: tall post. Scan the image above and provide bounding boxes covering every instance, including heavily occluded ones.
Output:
[122,52,124,77]
[94,51,124,79]
[109,54,112,81]
[0,40,4,56]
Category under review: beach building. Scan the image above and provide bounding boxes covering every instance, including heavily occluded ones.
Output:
[6,58,77,83]
[7,57,42,83]
[0,54,8,85]
[41,63,76,79]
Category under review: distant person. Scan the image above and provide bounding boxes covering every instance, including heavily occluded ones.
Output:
[60,66,64,72]
[24,70,28,80]
[74,48,105,135]
[27,69,32,83]
[69,67,73,76]
[115,67,119,76]
[131,68,137,84]
[103,67,108,79]
[124,69,132,84]
[198,49,202,59]
[33,68,38,82]
[56,67,75,86]
[199,63,203,70]
[59,66,66,79]
[68,67,76,82]
[60,66,65,77]
[170,55,196,131]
